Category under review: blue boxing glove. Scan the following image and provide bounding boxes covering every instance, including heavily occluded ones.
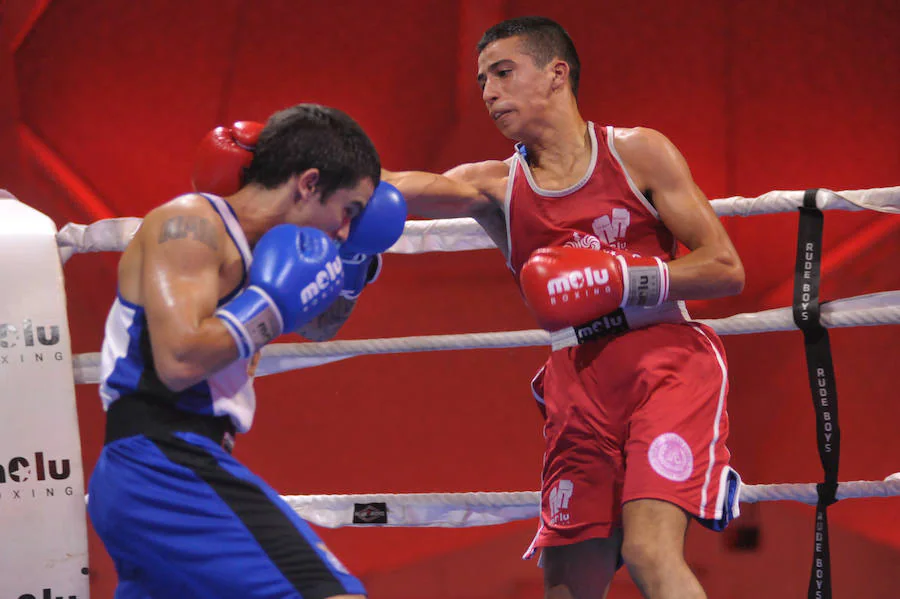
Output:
[339,252,383,300]
[339,181,407,300]
[216,225,343,358]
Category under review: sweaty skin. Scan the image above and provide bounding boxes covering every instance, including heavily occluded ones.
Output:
[117,174,373,392]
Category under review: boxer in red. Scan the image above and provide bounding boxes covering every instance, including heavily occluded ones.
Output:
[383,16,745,599]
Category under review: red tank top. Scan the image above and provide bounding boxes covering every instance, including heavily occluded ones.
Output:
[505,123,676,284]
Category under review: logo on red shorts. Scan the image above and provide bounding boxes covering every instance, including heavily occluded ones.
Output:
[648,433,693,482]
[548,479,574,525]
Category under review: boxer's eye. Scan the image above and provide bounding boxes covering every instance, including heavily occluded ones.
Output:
[346,202,363,221]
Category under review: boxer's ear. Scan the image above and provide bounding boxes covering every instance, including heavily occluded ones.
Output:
[294,169,321,204]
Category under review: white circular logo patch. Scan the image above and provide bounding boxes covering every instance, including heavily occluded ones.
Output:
[648,433,693,482]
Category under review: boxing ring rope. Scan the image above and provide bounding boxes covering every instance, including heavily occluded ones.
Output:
[69,290,900,383]
[282,475,900,529]
[55,186,900,262]
[62,185,900,524]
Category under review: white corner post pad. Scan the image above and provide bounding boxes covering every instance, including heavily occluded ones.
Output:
[0,197,90,598]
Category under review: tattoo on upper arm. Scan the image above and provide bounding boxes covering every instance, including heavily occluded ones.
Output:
[158,216,219,251]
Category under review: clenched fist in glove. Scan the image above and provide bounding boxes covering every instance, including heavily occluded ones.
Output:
[192,121,264,197]
[215,225,343,358]
[338,181,407,300]
[520,247,670,330]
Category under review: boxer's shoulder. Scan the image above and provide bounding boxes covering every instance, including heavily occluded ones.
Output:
[444,159,508,195]
[139,195,227,254]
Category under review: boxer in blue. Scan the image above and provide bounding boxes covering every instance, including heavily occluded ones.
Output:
[87,104,407,599]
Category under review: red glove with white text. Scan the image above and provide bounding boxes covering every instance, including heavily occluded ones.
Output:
[191,121,264,197]
[519,246,669,330]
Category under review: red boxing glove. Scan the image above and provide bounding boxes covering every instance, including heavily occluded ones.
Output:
[191,121,264,197]
[520,247,669,330]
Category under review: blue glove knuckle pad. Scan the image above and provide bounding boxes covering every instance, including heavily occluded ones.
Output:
[340,182,407,255]
[338,182,406,299]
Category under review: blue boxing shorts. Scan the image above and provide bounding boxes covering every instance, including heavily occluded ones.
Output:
[87,432,364,599]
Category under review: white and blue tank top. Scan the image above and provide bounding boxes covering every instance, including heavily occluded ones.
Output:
[98,194,257,433]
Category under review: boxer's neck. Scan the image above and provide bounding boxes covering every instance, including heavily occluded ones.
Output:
[516,107,588,174]
[226,184,295,246]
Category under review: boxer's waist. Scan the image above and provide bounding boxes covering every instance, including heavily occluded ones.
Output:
[105,394,236,453]
[549,301,691,351]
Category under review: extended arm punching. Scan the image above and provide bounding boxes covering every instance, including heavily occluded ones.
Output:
[382,161,505,220]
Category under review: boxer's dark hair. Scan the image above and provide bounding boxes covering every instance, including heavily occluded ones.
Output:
[244,103,381,201]
[477,16,581,99]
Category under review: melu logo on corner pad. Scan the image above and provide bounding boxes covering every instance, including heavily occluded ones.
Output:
[0,319,66,366]
[0,452,75,501]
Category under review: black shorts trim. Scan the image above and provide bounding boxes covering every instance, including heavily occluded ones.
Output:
[151,434,354,598]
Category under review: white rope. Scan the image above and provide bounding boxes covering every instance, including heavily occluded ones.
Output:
[282,474,900,528]
[712,187,900,217]
[57,217,142,263]
[739,474,900,504]
[283,492,541,529]
[393,187,900,253]
[55,187,898,261]
[695,290,900,335]
[83,474,899,527]
[70,291,900,384]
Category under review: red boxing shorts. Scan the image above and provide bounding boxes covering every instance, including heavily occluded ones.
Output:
[525,322,740,556]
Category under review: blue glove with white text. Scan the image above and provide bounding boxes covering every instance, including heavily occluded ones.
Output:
[216,225,343,358]
[339,181,407,300]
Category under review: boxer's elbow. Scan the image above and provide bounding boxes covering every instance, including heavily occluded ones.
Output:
[156,317,245,390]
[155,356,203,392]
[729,263,746,296]
[153,341,210,392]
[715,249,745,297]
